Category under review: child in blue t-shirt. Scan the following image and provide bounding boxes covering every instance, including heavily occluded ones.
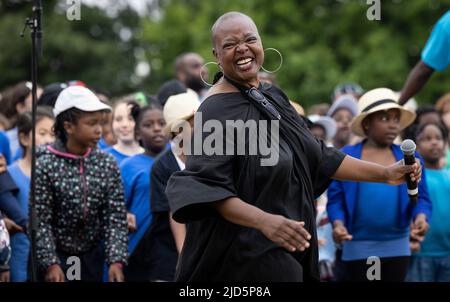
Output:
[7,107,54,281]
[119,101,168,281]
[406,122,450,282]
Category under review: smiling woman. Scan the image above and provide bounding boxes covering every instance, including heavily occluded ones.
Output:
[211,12,264,88]
[165,12,424,282]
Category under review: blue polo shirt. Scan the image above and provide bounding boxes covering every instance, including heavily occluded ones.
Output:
[422,11,450,71]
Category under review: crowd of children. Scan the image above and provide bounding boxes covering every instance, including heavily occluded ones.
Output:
[0,49,449,282]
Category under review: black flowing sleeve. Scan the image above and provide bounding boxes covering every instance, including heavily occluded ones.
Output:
[166,95,243,223]
[313,139,346,198]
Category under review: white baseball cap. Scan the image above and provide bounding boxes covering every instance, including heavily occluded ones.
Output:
[53,86,111,117]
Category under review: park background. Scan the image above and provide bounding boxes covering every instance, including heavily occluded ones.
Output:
[0,0,449,108]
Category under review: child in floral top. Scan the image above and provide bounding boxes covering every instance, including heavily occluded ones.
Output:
[34,86,128,282]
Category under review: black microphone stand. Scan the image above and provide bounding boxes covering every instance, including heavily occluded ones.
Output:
[21,0,43,282]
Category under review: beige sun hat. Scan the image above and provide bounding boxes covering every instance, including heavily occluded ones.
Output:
[351,88,416,137]
[290,100,305,116]
[163,89,200,136]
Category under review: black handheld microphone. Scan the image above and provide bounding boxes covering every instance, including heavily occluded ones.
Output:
[400,139,418,203]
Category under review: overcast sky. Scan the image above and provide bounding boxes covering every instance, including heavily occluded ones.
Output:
[81,0,157,17]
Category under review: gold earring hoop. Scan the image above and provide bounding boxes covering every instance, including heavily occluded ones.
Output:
[199,62,219,87]
[261,48,283,73]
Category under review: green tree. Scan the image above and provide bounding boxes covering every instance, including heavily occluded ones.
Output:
[1,0,448,109]
[139,0,449,108]
[0,0,142,95]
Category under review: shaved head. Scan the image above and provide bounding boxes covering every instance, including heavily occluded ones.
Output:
[174,52,203,73]
[172,52,206,92]
[210,12,263,87]
[211,12,258,48]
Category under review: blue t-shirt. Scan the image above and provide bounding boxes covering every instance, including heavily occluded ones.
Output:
[343,237,410,261]
[7,163,30,282]
[422,11,450,71]
[104,147,130,165]
[352,182,408,240]
[343,182,410,261]
[12,148,23,163]
[97,138,110,150]
[0,131,11,164]
[5,127,19,160]
[119,153,155,255]
[415,168,450,257]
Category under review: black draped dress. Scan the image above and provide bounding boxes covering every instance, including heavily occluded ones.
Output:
[166,84,345,281]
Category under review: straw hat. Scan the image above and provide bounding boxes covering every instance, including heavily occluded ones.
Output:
[290,101,305,116]
[351,88,416,137]
[163,89,200,135]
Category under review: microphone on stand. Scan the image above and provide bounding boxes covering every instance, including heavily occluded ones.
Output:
[33,0,43,57]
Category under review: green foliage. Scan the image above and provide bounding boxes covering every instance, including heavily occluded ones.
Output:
[0,0,141,95]
[140,0,449,107]
[0,0,449,108]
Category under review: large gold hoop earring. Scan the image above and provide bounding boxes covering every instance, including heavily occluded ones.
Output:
[261,48,283,73]
[199,62,219,87]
